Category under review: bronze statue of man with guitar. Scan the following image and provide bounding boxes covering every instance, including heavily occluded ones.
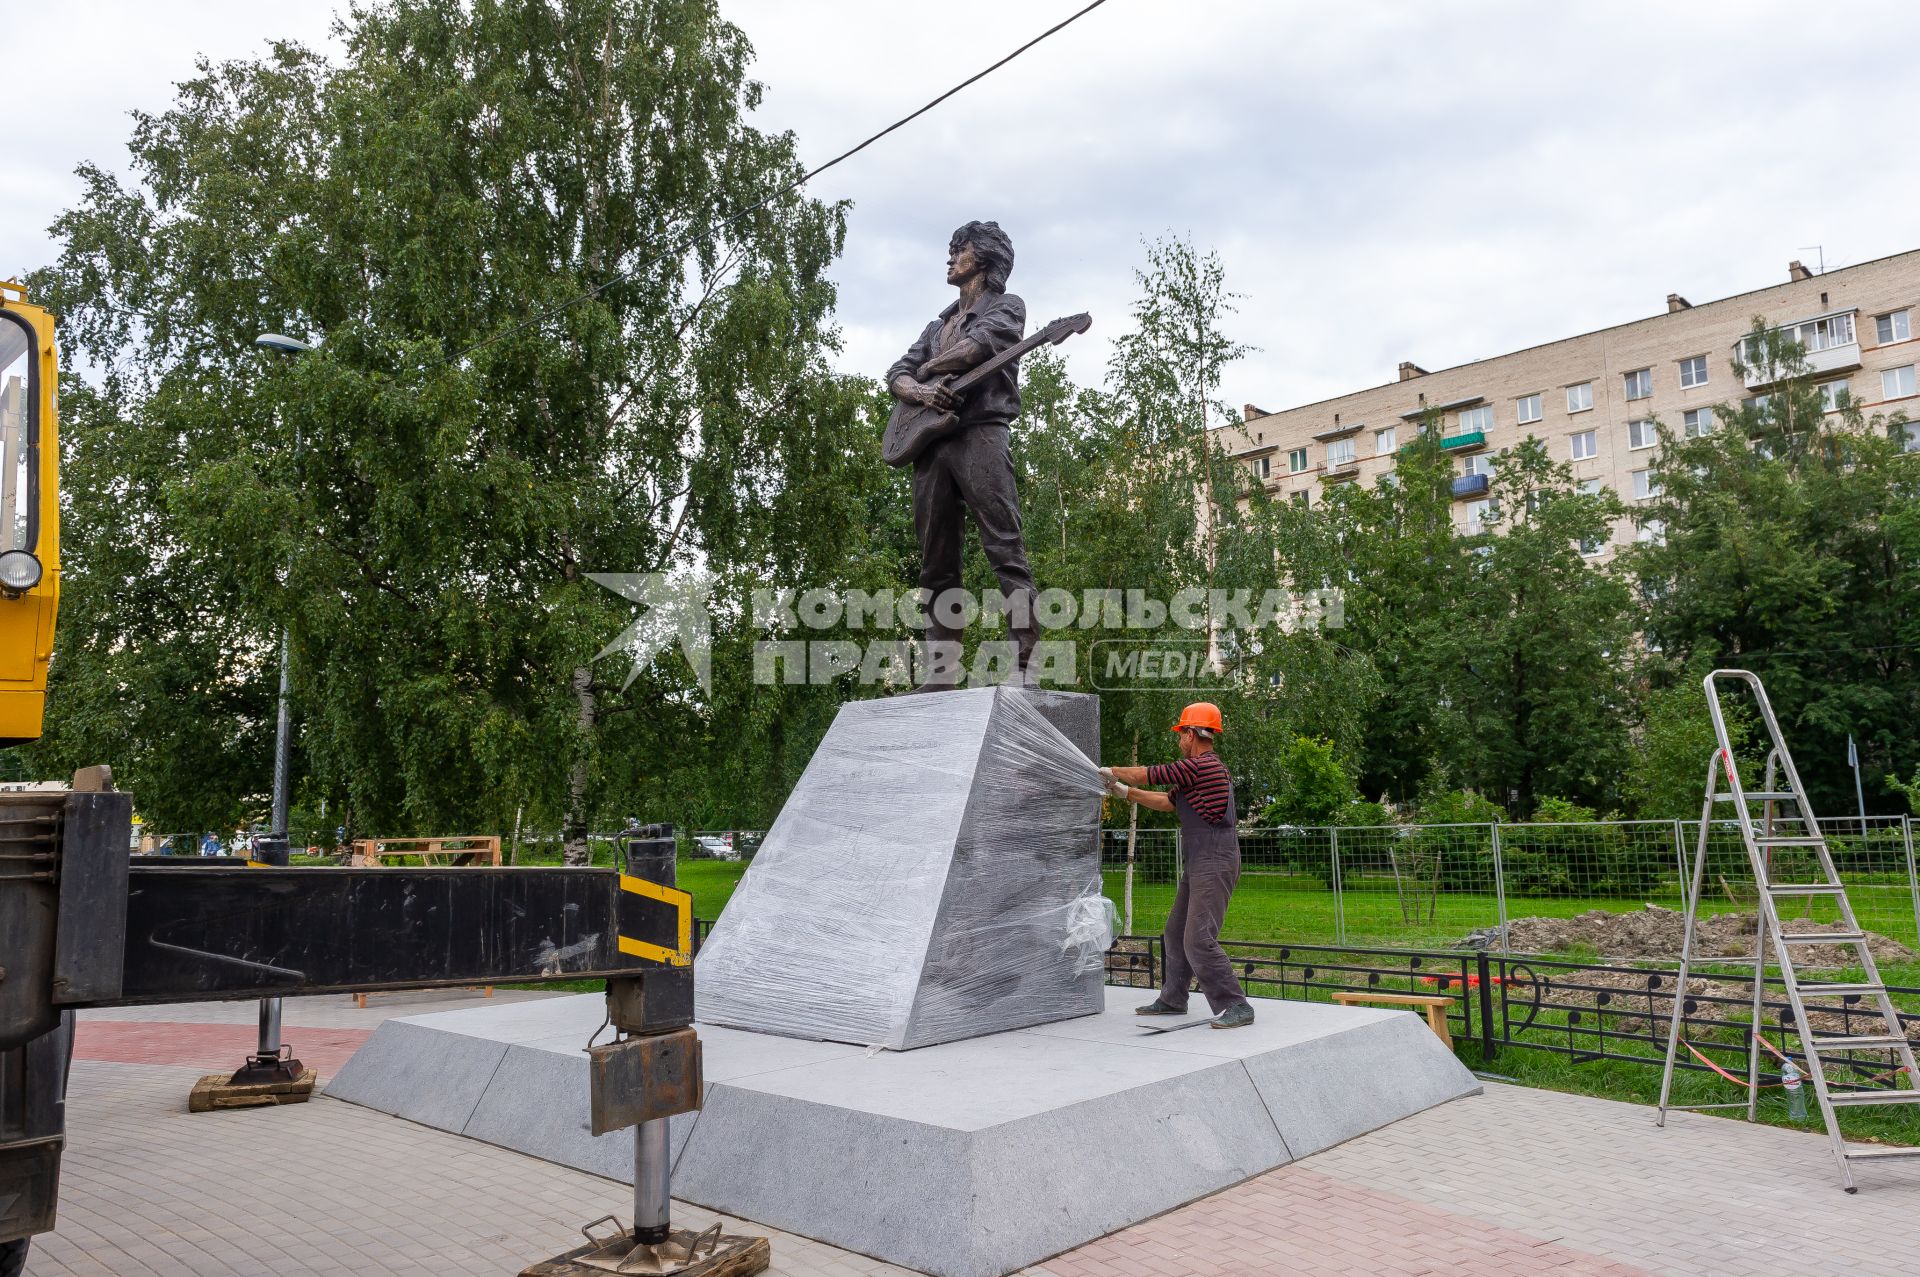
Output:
[883,219,1091,693]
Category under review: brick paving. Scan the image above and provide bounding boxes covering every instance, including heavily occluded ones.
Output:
[1025,1082,1920,1277]
[73,1021,371,1073]
[26,995,1920,1276]
[29,1059,915,1277]
[1031,1166,1656,1277]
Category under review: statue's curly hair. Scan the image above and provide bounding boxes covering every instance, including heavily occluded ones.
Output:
[949,220,1014,293]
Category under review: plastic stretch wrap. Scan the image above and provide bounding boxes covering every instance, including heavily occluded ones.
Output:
[694,685,1113,1050]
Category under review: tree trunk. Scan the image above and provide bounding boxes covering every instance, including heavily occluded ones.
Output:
[1124,732,1139,936]
[1195,370,1223,672]
[562,666,596,866]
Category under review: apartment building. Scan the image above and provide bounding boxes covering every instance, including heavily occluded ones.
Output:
[1219,249,1920,554]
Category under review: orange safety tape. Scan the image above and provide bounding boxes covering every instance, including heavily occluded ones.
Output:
[1681,1038,1784,1090]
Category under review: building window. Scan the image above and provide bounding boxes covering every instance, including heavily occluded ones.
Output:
[1570,429,1598,461]
[1463,453,1496,477]
[1682,408,1714,437]
[1290,490,1309,507]
[1327,438,1356,466]
[1899,422,1920,454]
[1637,519,1666,546]
[1516,394,1542,425]
[1884,365,1917,401]
[1745,313,1856,363]
[1577,477,1605,496]
[1623,368,1652,401]
[1288,447,1309,473]
[1578,530,1606,557]
[1679,355,1708,388]
[1818,381,1850,413]
[1455,405,1493,435]
[1631,468,1660,500]
[1252,455,1271,479]
[1628,419,1657,450]
[1878,310,1912,344]
[1464,498,1493,531]
[1567,382,1594,413]
[1374,426,1396,454]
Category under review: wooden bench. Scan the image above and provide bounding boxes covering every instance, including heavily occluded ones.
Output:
[348,835,502,868]
[1330,990,1455,1049]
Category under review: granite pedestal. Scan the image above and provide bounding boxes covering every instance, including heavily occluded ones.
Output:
[328,989,1480,1277]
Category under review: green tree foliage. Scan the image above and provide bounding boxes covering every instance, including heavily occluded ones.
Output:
[29,0,881,854]
[1006,238,1380,811]
[1619,655,1758,819]
[1451,437,1634,810]
[1271,421,1635,812]
[1253,734,1361,826]
[1626,321,1920,813]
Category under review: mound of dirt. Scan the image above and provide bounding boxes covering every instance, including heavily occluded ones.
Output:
[1460,905,1915,968]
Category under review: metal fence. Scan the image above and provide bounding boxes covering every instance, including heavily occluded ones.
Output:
[1103,935,1920,1091]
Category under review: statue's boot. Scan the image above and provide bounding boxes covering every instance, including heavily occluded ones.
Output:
[903,624,965,694]
[1007,622,1042,688]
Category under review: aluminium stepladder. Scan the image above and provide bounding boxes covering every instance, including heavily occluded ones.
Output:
[1656,669,1920,1191]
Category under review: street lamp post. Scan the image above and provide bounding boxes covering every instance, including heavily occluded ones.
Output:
[246,332,312,1083]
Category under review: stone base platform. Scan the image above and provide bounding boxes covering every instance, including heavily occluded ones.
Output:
[326,990,1479,1277]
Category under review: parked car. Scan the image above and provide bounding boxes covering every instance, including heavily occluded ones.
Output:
[693,834,738,861]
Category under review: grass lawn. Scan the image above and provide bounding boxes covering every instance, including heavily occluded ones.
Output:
[1108,868,1920,953]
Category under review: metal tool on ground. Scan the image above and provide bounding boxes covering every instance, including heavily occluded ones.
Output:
[1656,669,1920,1192]
[525,824,768,1277]
[1136,1016,1216,1035]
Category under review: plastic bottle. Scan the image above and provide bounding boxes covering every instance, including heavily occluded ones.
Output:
[1781,1057,1808,1121]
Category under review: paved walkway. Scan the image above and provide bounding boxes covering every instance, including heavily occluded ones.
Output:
[24,994,1920,1276]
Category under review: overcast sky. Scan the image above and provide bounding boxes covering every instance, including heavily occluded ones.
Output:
[10,1,1920,419]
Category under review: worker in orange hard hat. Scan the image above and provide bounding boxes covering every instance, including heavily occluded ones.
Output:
[1099,702,1252,1029]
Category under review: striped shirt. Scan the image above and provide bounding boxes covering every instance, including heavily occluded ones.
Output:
[1146,752,1232,826]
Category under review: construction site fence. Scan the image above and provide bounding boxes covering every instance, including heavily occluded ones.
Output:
[684,816,1920,952]
[1103,815,1920,952]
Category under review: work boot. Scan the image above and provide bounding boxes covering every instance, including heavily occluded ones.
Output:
[1210,1003,1255,1030]
[1134,998,1187,1016]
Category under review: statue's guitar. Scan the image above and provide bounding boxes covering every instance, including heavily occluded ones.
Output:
[881,311,1092,468]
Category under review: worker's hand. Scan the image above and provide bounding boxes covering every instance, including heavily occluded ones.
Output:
[1107,778,1130,800]
[1097,766,1115,782]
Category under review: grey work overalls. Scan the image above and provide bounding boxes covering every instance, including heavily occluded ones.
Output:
[1158,772,1249,1013]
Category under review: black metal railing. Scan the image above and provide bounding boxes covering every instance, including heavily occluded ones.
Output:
[1107,934,1920,1092]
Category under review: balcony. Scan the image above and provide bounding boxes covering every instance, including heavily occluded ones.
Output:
[1741,310,1862,390]
[1317,459,1361,483]
[1451,473,1489,500]
[1400,429,1487,455]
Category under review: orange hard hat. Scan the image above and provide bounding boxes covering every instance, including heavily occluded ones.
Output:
[1172,702,1224,734]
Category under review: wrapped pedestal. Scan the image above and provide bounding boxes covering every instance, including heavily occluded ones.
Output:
[694,686,1110,1050]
